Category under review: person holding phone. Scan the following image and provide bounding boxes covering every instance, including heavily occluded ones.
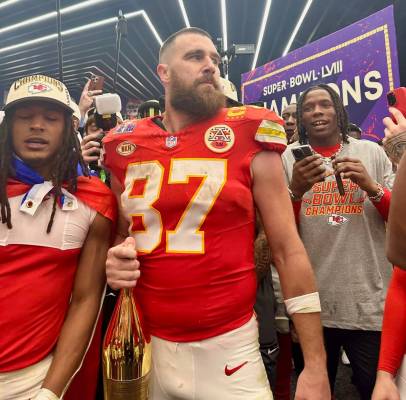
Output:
[282,84,394,400]
[384,106,406,268]
[372,105,406,400]
[78,77,104,123]
[383,106,406,167]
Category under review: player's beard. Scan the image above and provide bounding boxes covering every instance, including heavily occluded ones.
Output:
[169,72,226,120]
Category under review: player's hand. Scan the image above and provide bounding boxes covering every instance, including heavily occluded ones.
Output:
[78,79,102,117]
[332,156,379,196]
[295,365,330,400]
[81,126,103,165]
[382,107,406,164]
[371,371,400,400]
[106,237,140,290]
[290,154,326,198]
[383,107,406,144]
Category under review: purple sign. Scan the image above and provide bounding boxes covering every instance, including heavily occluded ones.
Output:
[241,6,400,141]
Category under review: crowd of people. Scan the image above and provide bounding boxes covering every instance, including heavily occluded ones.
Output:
[0,26,405,400]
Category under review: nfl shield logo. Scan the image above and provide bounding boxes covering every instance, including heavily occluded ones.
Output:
[166,135,178,148]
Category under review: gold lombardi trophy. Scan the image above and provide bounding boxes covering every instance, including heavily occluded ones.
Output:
[102,9,152,399]
[102,288,152,400]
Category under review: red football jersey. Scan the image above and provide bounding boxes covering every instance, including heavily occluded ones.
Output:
[103,106,286,341]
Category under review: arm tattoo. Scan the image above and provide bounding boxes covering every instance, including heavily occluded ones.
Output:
[384,131,406,165]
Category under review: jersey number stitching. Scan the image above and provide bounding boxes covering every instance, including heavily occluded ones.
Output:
[122,159,227,253]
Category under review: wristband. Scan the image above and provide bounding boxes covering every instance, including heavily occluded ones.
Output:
[368,183,385,202]
[284,292,321,315]
[288,187,302,201]
[32,388,59,400]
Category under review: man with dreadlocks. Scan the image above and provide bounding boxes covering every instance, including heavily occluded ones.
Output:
[0,75,116,400]
[282,84,394,399]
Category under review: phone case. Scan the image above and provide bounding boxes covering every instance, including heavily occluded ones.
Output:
[292,145,313,161]
[89,76,104,91]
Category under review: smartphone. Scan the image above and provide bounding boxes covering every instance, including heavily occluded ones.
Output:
[88,75,105,91]
[387,87,406,120]
[291,145,313,161]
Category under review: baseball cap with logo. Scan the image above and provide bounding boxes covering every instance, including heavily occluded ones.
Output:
[219,77,242,106]
[3,74,73,113]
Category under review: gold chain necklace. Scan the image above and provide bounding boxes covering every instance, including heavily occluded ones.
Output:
[309,142,344,164]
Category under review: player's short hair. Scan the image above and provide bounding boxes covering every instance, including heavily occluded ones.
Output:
[282,103,297,110]
[159,27,212,63]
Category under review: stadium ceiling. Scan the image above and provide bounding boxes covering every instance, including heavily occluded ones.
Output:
[0,0,404,103]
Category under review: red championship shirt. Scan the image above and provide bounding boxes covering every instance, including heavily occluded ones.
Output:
[103,106,287,341]
[0,176,116,372]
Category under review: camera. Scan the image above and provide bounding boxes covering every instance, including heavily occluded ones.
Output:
[86,93,122,171]
[387,87,406,120]
[93,93,122,132]
[291,145,313,161]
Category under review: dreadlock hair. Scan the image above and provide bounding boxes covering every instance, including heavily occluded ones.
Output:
[0,109,89,233]
[0,115,13,230]
[296,84,349,145]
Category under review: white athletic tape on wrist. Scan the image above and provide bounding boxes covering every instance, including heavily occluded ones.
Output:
[284,292,321,315]
[33,388,59,400]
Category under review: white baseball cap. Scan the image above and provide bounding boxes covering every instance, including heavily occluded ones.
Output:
[4,74,73,113]
[219,77,242,106]
[71,99,81,121]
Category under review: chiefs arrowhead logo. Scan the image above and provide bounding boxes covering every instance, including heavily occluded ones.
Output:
[328,214,348,226]
[28,83,52,94]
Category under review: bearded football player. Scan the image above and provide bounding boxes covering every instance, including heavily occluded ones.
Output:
[103,28,330,400]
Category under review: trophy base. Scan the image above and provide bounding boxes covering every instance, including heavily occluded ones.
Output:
[103,373,150,400]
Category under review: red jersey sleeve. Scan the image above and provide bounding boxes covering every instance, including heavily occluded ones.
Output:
[378,267,406,375]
